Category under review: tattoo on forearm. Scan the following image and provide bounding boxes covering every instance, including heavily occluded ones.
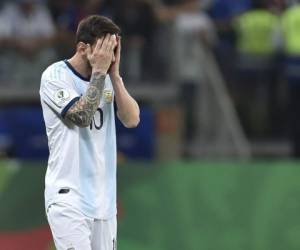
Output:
[65,72,106,127]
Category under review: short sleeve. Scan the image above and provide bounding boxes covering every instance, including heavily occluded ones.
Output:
[40,72,80,118]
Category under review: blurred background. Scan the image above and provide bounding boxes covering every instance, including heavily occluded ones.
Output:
[1,0,300,249]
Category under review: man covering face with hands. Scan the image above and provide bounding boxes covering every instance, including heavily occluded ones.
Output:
[39,15,140,250]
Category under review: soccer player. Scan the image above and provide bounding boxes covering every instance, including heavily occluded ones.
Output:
[39,15,140,250]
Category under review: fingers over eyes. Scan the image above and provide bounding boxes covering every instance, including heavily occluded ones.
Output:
[94,34,118,54]
[100,34,111,51]
[110,35,118,52]
[104,35,114,53]
[95,37,105,51]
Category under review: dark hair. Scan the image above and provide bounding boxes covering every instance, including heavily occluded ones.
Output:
[76,15,121,45]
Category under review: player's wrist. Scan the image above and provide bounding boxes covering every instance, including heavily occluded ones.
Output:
[110,73,122,83]
[92,67,107,75]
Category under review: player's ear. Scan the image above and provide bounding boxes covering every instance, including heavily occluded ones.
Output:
[76,42,88,55]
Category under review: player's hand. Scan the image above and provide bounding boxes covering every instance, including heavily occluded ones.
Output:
[109,35,121,80]
[87,34,117,75]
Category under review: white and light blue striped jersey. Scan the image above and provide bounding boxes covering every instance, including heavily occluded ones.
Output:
[39,60,117,219]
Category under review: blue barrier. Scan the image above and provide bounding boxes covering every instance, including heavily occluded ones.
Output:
[116,107,155,160]
[0,105,155,160]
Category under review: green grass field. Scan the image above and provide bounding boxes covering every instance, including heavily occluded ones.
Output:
[1,160,300,250]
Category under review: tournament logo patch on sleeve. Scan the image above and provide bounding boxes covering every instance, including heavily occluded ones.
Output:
[54,89,71,106]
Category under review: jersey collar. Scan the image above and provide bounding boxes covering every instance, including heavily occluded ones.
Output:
[64,59,90,82]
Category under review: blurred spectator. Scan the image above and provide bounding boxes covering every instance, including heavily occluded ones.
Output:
[47,0,83,32]
[0,0,56,87]
[208,0,251,84]
[154,0,216,155]
[270,0,287,14]
[153,0,215,80]
[233,0,280,136]
[157,0,213,20]
[85,0,114,18]
[281,2,300,156]
[47,0,113,33]
[113,0,157,81]
[209,0,251,20]
[47,0,114,58]
[286,0,300,6]
[47,0,87,57]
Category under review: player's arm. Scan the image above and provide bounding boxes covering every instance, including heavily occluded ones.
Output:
[65,72,106,127]
[65,35,117,127]
[110,36,140,128]
[112,76,140,128]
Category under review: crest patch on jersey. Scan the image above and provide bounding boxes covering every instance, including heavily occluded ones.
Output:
[54,89,70,106]
[103,89,113,103]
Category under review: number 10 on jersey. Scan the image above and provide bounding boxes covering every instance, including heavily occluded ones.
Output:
[90,108,103,130]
